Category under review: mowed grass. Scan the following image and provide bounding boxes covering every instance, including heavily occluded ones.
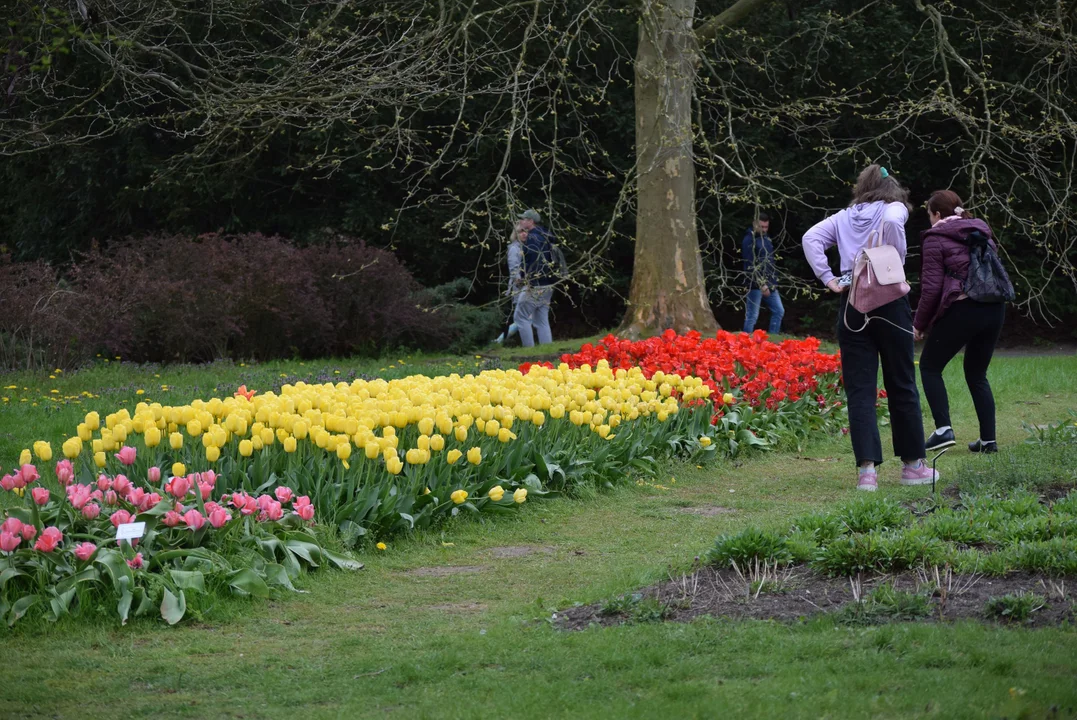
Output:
[1,346,1075,719]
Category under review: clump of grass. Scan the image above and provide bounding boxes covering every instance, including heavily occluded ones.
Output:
[984,592,1047,623]
[834,496,910,534]
[598,593,671,623]
[812,529,949,576]
[840,583,934,625]
[707,527,793,568]
[955,443,1077,495]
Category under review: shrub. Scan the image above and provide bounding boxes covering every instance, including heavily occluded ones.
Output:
[707,527,794,568]
[984,593,1047,623]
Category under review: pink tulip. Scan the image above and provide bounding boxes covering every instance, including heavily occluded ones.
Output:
[296,503,315,521]
[19,523,36,541]
[1,517,22,535]
[201,470,217,488]
[104,490,118,506]
[259,500,284,522]
[91,489,103,501]
[204,501,222,515]
[208,508,230,528]
[110,509,133,528]
[147,466,161,484]
[81,503,101,520]
[0,475,14,492]
[275,486,294,504]
[167,475,192,499]
[0,531,20,552]
[32,487,50,505]
[183,509,206,531]
[97,475,112,492]
[69,484,92,510]
[116,446,137,466]
[256,494,273,511]
[127,487,146,508]
[197,481,212,501]
[143,492,162,511]
[55,459,74,487]
[295,495,312,509]
[127,553,143,569]
[161,511,182,528]
[73,542,97,562]
[34,526,62,552]
[240,496,258,516]
[112,475,132,497]
[17,464,40,486]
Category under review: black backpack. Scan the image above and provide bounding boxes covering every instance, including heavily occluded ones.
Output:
[950,229,1015,303]
[525,228,568,284]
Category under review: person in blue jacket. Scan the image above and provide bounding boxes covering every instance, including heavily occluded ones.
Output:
[741,212,784,334]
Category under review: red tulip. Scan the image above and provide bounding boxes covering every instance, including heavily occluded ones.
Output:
[127,487,146,507]
[201,470,217,488]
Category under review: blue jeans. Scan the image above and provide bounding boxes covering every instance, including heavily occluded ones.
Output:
[514,287,553,347]
[743,289,784,334]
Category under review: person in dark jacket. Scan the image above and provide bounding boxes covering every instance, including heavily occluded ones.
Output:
[513,209,555,347]
[914,190,1005,454]
[741,212,784,334]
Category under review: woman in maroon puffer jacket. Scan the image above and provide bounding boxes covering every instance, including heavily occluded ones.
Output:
[913,190,1005,455]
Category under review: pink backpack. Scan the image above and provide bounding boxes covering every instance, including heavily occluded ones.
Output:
[844,230,911,332]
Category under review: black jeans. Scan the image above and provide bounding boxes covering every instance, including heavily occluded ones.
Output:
[837,295,926,467]
[919,299,1005,442]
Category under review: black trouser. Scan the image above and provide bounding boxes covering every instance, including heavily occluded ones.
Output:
[837,295,926,467]
[919,299,1005,442]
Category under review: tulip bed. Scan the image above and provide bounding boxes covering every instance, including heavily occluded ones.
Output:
[1,363,726,626]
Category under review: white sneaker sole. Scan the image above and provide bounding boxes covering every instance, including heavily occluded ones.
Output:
[900,475,938,486]
[925,439,956,452]
[857,483,878,492]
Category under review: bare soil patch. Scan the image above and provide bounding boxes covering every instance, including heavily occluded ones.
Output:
[672,505,737,517]
[556,566,1077,630]
[404,565,487,578]
[489,545,555,558]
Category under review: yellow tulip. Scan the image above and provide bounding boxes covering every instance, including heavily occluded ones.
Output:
[723,392,734,405]
[498,428,516,443]
[416,435,430,451]
[33,441,53,462]
[417,417,434,436]
[206,446,220,463]
[386,457,404,475]
[239,439,254,457]
[19,449,31,465]
[92,439,104,454]
[532,411,545,427]
[699,436,712,448]
[337,442,352,461]
[467,447,482,466]
[292,420,308,440]
[62,437,82,459]
[596,424,611,439]
[487,485,505,502]
[251,436,264,451]
[170,432,183,450]
[484,419,500,438]
[85,411,100,431]
[454,426,468,443]
[436,415,454,435]
[77,423,92,442]
[365,441,380,460]
[94,451,106,468]
[513,488,528,504]
[446,449,463,465]
[144,426,161,448]
[451,489,468,504]
[172,462,186,477]
[283,436,297,453]
[429,434,445,452]
[406,448,422,465]
[113,425,128,443]
[376,542,387,551]
[186,419,203,437]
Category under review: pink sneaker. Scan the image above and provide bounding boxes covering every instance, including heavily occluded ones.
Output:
[900,461,939,486]
[857,470,878,492]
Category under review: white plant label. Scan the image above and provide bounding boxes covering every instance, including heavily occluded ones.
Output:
[115,522,146,541]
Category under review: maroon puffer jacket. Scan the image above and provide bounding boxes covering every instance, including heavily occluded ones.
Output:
[913,217,997,332]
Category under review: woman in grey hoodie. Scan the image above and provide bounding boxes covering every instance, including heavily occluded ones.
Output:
[802,164,936,492]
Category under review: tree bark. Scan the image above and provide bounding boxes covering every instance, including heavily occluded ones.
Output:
[619,0,718,339]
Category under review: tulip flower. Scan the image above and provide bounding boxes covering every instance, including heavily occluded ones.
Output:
[723,392,735,405]
[260,500,284,522]
[513,488,528,504]
[169,432,183,450]
[62,437,83,459]
[110,509,133,528]
[201,470,217,487]
[34,526,63,552]
[33,441,53,462]
[116,446,137,466]
[94,451,106,468]
[81,503,101,520]
[171,462,186,478]
[104,490,118,505]
[166,475,193,499]
[0,475,14,492]
[487,486,505,502]
[69,484,92,510]
[147,466,161,485]
[161,511,182,527]
[127,487,146,508]
[208,508,231,528]
[0,531,21,552]
[113,475,132,496]
[296,503,315,521]
[73,542,97,562]
[239,440,254,457]
[19,449,31,466]
[19,523,36,541]
[144,426,162,448]
[467,447,482,466]
[275,486,294,504]
[283,436,297,453]
[127,553,144,569]
[451,489,468,504]
[97,475,112,492]
[446,449,463,466]
[2,517,23,536]
[183,509,206,531]
[17,464,39,486]
[376,542,387,551]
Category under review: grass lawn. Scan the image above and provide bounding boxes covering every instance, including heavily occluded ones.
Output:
[1,343,1075,719]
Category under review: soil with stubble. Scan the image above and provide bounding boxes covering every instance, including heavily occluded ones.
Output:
[555,566,1077,630]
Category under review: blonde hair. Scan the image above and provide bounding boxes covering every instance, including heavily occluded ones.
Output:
[851,164,911,210]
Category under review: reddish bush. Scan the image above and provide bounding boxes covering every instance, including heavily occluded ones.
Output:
[0,234,464,369]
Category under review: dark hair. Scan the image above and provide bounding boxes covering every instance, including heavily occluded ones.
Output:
[926,190,966,219]
[757,212,770,222]
[851,164,911,209]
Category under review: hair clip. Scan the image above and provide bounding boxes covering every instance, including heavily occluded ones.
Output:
[880,167,889,178]
[953,206,965,216]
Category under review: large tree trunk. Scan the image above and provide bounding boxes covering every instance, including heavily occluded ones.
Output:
[618,0,718,339]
